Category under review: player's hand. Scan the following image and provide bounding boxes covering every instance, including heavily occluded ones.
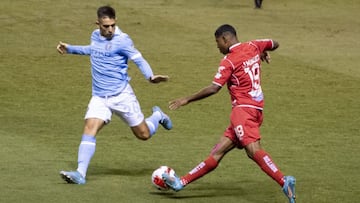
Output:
[169,98,188,110]
[260,51,271,64]
[149,75,169,83]
[57,41,68,54]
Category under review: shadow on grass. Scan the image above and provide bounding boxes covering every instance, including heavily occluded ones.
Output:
[148,178,279,202]
[148,181,247,199]
[149,191,219,199]
[89,165,154,177]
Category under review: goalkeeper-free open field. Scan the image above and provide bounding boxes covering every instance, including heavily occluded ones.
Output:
[1,0,359,202]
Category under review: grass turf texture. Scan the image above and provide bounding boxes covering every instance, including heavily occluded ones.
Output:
[1,0,359,202]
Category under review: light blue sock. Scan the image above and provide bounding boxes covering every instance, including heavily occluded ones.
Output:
[77,134,96,177]
[145,111,161,136]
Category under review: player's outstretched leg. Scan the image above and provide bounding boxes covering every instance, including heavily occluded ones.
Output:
[60,170,86,184]
[282,176,296,203]
[152,106,173,130]
[162,173,184,192]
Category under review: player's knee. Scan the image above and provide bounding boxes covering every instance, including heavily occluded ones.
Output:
[84,125,99,135]
[133,130,151,141]
[131,123,151,140]
[136,133,151,141]
[245,141,262,159]
[84,118,105,135]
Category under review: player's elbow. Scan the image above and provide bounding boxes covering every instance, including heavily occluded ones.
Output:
[209,84,221,95]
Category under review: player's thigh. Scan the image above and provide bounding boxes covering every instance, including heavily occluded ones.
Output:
[108,91,145,127]
[85,96,112,123]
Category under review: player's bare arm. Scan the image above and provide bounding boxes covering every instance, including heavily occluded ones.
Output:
[169,84,221,110]
[56,41,69,54]
[149,75,169,83]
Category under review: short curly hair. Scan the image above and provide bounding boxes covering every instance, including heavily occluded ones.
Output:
[214,24,237,37]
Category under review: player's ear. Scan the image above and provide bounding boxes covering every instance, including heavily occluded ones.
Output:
[221,33,226,40]
[222,32,231,43]
[222,35,229,44]
[219,34,226,44]
[95,20,99,25]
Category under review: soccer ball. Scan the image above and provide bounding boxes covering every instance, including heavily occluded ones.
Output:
[151,166,175,191]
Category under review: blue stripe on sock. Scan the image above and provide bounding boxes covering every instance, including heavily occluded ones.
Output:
[81,134,96,143]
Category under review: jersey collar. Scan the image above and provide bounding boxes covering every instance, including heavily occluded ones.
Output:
[229,43,241,51]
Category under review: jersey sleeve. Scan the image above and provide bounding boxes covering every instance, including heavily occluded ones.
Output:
[251,39,275,53]
[118,34,153,80]
[67,45,91,55]
[212,58,233,87]
[132,56,154,80]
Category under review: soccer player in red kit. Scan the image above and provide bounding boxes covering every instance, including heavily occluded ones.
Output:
[162,24,296,203]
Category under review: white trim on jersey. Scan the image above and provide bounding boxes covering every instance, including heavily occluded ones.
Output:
[236,104,263,111]
[212,81,223,87]
[229,43,241,50]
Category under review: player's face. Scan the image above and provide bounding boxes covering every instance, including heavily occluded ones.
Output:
[216,36,229,55]
[98,17,116,40]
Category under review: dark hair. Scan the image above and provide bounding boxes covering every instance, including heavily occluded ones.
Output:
[214,24,237,37]
[97,6,116,19]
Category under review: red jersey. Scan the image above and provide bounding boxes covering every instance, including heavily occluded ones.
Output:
[212,39,275,110]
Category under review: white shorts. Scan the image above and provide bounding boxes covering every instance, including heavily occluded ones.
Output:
[85,84,144,127]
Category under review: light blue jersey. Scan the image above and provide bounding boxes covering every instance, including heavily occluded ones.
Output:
[66,26,153,97]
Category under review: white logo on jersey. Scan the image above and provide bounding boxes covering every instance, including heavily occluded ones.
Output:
[215,66,225,79]
[105,42,112,51]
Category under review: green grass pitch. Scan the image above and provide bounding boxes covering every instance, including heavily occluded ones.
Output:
[0,0,359,202]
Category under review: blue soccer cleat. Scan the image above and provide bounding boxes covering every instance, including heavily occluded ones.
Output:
[152,106,173,130]
[282,176,296,203]
[162,173,184,192]
[60,170,86,184]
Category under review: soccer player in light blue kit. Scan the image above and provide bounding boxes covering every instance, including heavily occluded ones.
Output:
[56,5,172,184]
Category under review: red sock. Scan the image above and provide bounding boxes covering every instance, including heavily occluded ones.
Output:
[181,156,218,186]
[253,150,285,186]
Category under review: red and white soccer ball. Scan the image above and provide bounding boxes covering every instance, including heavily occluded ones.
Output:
[151,166,175,191]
